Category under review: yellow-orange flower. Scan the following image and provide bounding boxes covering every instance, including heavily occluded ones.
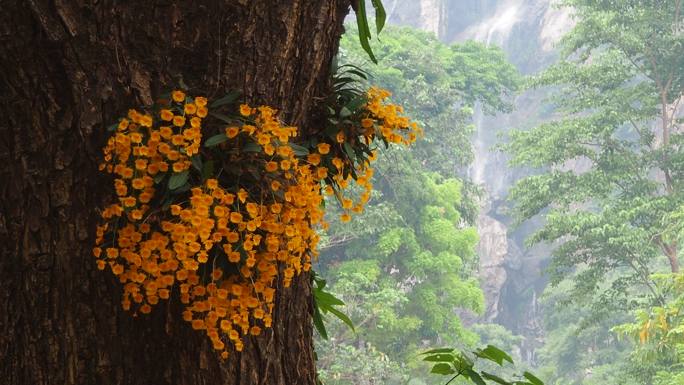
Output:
[225,126,239,138]
[317,143,330,154]
[172,90,185,103]
[195,96,208,107]
[172,115,186,127]
[184,103,197,115]
[239,104,252,116]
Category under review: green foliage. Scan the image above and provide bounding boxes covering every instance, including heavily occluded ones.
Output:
[315,24,521,385]
[535,279,643,385]
[340,24,519,176]
[351,0,386,63]
[312,272,355,340]
[613,272,684,385]
[505,0,683,383]
[422,345,544,385]
[470,324,524,356]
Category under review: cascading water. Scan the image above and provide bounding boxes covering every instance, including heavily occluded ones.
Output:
[462,0,523,46]
[469,102,486,186]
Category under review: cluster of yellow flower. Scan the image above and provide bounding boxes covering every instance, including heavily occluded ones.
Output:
[94,87,419,359]
[329,86,422,223]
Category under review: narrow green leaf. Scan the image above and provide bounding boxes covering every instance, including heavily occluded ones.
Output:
[191,155,202,172]
[243,142,262,153]
[340,66,369,80]
[153,173,166,184]
[326,306,355,332]
[204,133,228,147]
[314,290,345,307]
[168,170,189,190]
[201,160,215,181]
[107,123,118,132]
[209,90,241,108]
[312,273,327,289]
[209,111,233,124]
[421,348,455,355]
[312,305,328,340]
[340,107,352,118]
[289,143,310,156]
[345,95,368,112]
[343,142,356,160]
[523,371,545,385]
[370,0,386,33]
[354,0,378,64]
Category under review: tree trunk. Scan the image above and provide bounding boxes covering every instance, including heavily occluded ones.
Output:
[0,1,349,384]
[664,243,680,273]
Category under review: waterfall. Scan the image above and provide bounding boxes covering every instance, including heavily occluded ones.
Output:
[470,102,487,187]
[462,0,523,47]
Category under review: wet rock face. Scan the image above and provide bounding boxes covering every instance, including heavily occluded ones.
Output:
[477,213,508,322]
[387,0,573,362]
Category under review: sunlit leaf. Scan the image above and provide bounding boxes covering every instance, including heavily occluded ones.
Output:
[523,371,544,385]
[430,363,455,375]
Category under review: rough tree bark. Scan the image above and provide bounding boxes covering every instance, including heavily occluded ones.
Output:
[0,1,350,384]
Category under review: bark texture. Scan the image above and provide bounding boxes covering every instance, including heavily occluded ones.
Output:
[0,1,350,384]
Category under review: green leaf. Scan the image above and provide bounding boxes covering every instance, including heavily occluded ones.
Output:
[421,348,455,355]
[312,273,354,335]
[209,90,240,108]
[312,304,328,340]
[312,272,327,289]
[168,170,189,190]
[481,372,512,385]
[209,111,233,124]
[354,0,378,64]
[289,143,310,156]
[464,369,487,385]
[107,123,118,132]
[327,306,355,332]
[340,106,352,118]
[370,0,386,34]
[339,65,369,80]
[243,142,262,153]
[453,354,474,371]
[343,142,356,160]
[314,290,345,307]
[344,94,367,112]
[191,155,202,172]
[153,174,166,184]
[430,363,455,376]
[523,371,544,385]
[423,353,455,362]
[201,160,215,181]
[204,133,228,147]
[475,345,514,366]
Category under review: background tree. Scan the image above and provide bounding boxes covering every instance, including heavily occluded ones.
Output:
[0,1,351,384]
[505,0,683,383]
[316,25,520,384]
